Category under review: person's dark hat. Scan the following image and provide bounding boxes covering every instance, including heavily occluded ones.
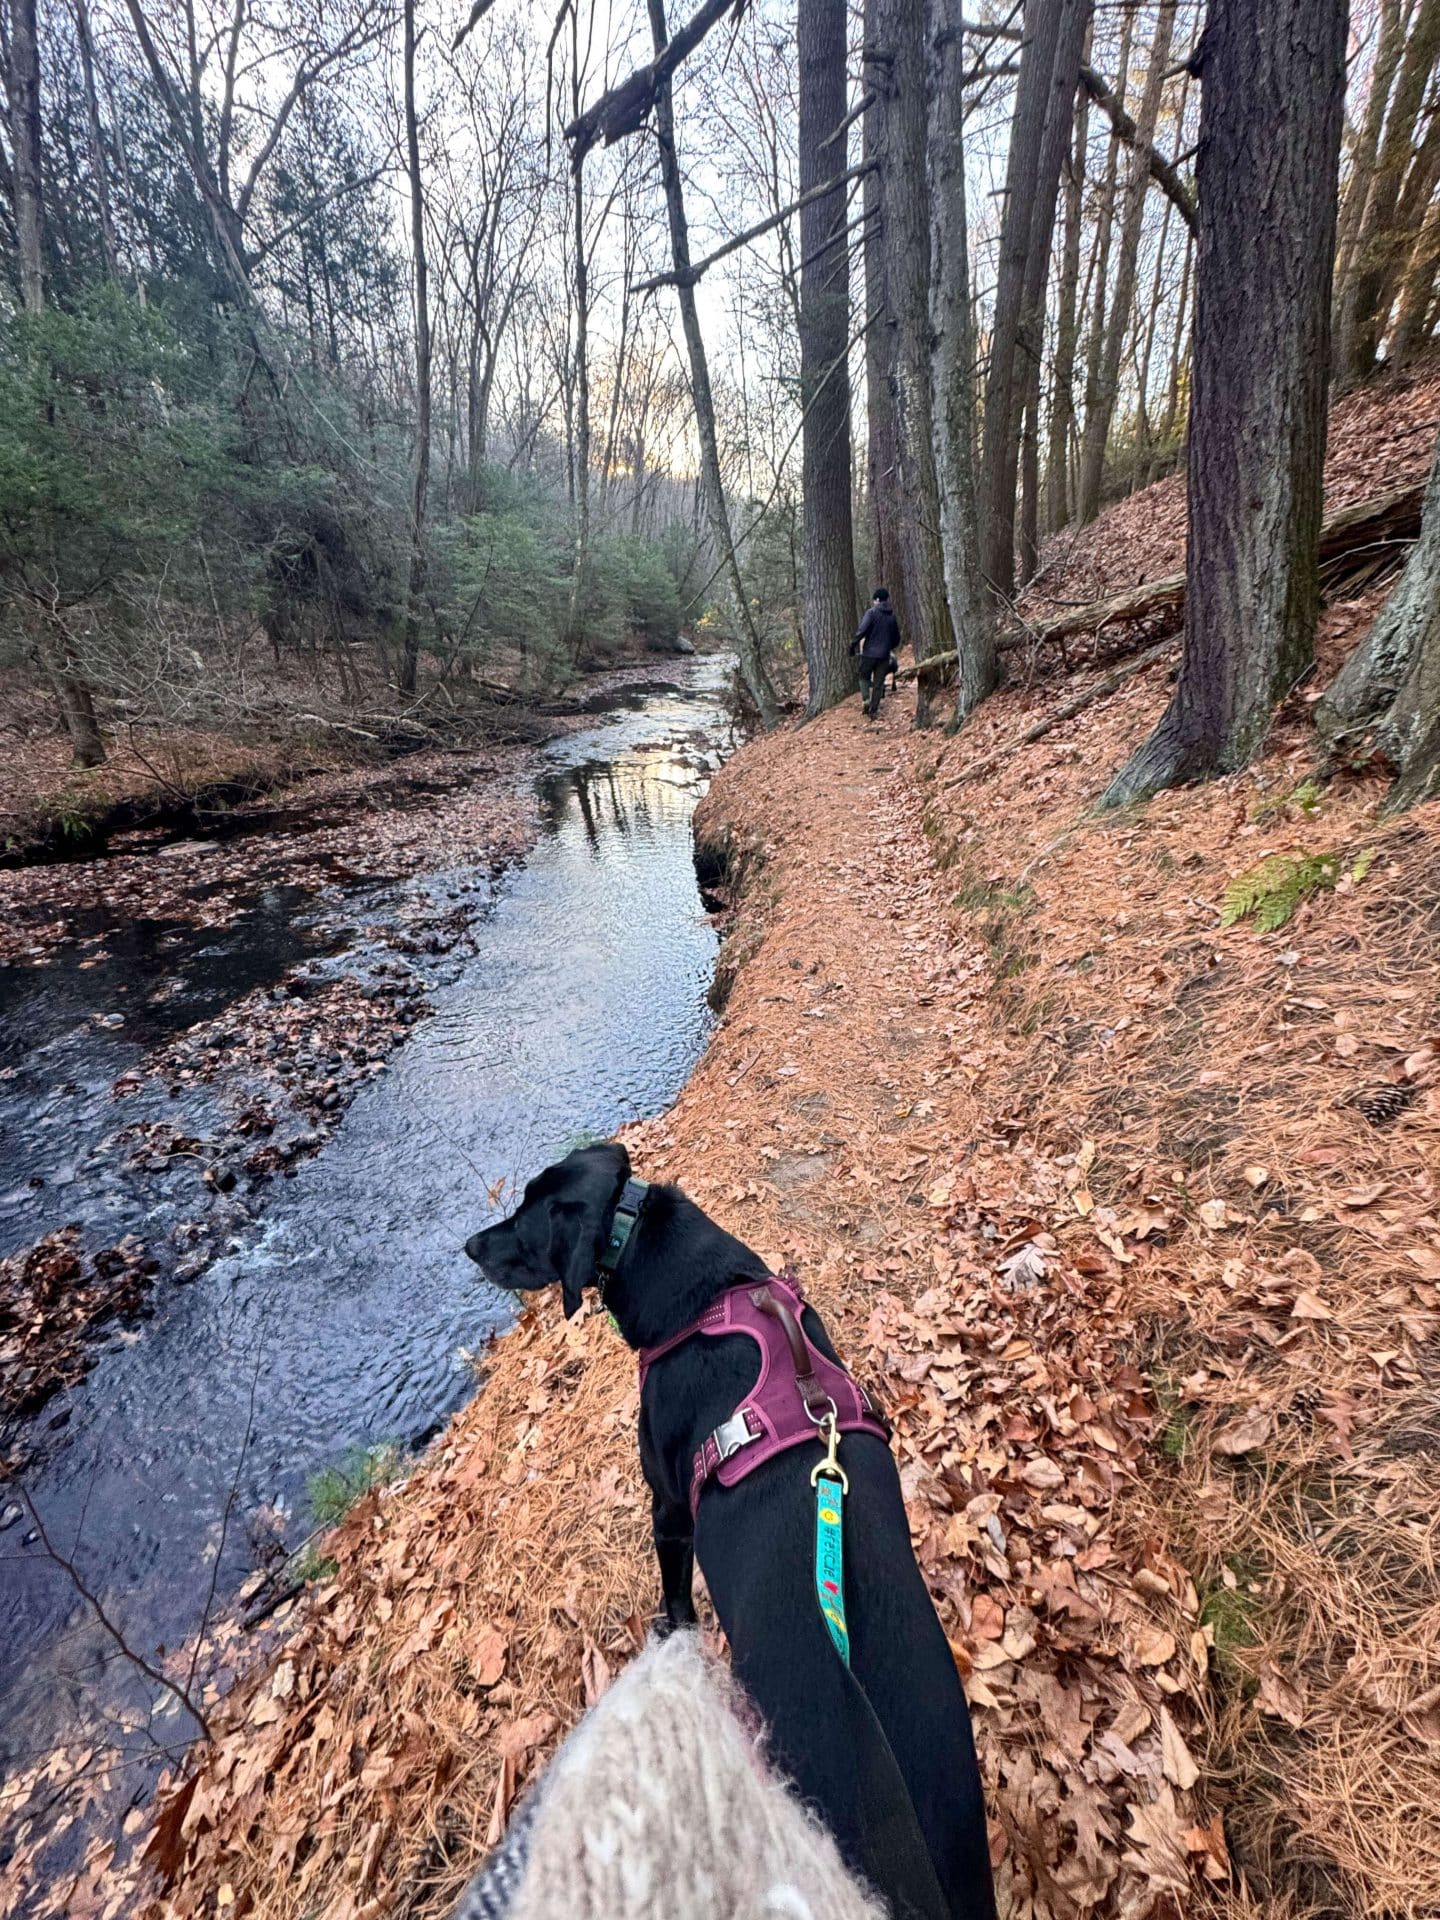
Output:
[873,586,889,601]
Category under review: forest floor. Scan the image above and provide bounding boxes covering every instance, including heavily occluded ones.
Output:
[9,372,1440,1920]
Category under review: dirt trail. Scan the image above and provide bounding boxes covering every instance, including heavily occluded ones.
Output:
[12,632,1439,1920]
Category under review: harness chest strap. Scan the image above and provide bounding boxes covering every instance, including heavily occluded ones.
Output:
[636,1271,890,1518]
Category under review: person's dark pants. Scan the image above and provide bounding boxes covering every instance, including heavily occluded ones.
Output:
[859,655,887,716]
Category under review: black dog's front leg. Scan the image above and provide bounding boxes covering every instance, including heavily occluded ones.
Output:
[651,1483,697,1634]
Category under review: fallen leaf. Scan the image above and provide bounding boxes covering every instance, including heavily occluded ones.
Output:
[1021,1456,1065,1491]
[1159,1705,1200,1790]
[1243,1165,1269,1188]
[1258,1663,1308,1728]
[1211,1409,1272,1456]
[581,1640,611,1707]
[1136,1626,1177,1668]
[1340,1181,1390,1208]
[1290,1289,1334,1321]
[1197,1199,1229,1230]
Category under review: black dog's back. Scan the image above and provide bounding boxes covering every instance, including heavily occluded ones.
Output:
[642,1323,994,1920]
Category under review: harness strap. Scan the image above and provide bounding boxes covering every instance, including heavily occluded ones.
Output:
[753,1286,833,1422]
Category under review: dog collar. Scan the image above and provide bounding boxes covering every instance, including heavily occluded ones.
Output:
[597,1177,649,1277]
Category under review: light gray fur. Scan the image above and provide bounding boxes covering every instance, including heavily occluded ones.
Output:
[452,1631,889,1920]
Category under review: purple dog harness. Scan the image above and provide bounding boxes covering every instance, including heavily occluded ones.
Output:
[636,1269,890,1520]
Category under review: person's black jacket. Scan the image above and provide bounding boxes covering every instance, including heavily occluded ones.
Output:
[851,602,900,660]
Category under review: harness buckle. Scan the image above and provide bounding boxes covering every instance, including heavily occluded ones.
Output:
[711,1411,757,1463]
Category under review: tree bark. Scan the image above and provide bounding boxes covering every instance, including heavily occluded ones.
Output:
[72,0,120,280]
[399,0,431,699]
[5,0,105,767]
[1341,0,1440,380]
[927,0,992,716]
[1076,0,1176,524]
[645,0,779,725]
[798,0,858,715]
[1046,69,1088,534]
[870,0,954,724]
[1103,0,1348,806]
[1317,424,1440,809]
[1076,7,1133,527]
[1332,0,1403,376]
[980,0,1081,604]
[862,0,904,626]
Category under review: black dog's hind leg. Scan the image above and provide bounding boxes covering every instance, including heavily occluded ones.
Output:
[651,1483,698,1633]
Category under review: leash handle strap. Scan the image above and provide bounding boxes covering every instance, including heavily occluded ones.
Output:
[813,1471,850,1666]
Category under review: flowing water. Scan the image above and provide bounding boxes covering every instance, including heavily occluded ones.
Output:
[0,659,734,1794]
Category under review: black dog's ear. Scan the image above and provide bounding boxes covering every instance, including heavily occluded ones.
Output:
[465,1142,630,1319]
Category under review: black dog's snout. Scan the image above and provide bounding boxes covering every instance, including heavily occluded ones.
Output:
[464,1231,487,1265]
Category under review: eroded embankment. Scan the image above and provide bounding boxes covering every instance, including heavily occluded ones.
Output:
[20,671,1439,1920]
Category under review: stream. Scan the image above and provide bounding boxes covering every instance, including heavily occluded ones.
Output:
[0,658,734,1819]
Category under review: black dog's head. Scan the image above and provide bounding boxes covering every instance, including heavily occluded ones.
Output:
[465,1141,631,1320]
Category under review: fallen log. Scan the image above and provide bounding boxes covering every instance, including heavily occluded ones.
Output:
[941,638,1175,790]
[1016,477,1425,652]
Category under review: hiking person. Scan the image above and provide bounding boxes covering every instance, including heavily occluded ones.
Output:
[849,588,902,720]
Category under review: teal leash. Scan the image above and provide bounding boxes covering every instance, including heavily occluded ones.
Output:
[810,1413,851,1666]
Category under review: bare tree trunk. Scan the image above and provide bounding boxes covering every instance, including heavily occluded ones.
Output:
[566,8,592,662]
[1317,419,1440,809]
[646,0,779,725]
[870,0,954,725]
[1391,191,1440,363]
[1332,0,1404,375]
[927,0,992,715]
[1151,217,1192,481]
[72,0,119,280]
[1076,0,1176,523]
[1104,0,1347,805]
[1075,5,1133,525]
[6,0,47,315]
[399,0,430,699]
[798,0,858,714]
[1046,69,1088,534]
[5,0,105,767]
[1342,0,1440,380]
[863,0,904,625]
[980,0,1078,603]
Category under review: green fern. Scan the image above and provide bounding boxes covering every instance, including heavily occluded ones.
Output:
[1221,853,1342,931]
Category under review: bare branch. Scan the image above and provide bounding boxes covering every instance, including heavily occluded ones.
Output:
[564,0,743,165]
[1079,62,1198,237]
[632,159,875,292]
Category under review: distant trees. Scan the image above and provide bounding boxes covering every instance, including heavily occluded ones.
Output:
[1104,0,1349,804]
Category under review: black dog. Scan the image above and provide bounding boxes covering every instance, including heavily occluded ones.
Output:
[467,1142,995,1920]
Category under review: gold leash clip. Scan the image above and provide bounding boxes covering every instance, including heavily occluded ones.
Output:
[809,1410,849,1494]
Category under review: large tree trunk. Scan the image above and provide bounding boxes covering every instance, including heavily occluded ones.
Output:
[869,0,954,725]
[1046,71,1088,534]
[797,0,858,715]
[1075,5,1134,524]
[1332,0,1404,375]
[1103,0,1348,806]
[5,0,105,767]
[862,0,905,628]
[980,0,1085,604]
[1317,421,1440,808]
[927,0,992,716]
[399,0,430,699]
[1340,0,1440,381]
[1075,0,1176,523]
[646,0,779,726]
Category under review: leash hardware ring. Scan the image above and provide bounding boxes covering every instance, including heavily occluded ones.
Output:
[809,1411,849,1495]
